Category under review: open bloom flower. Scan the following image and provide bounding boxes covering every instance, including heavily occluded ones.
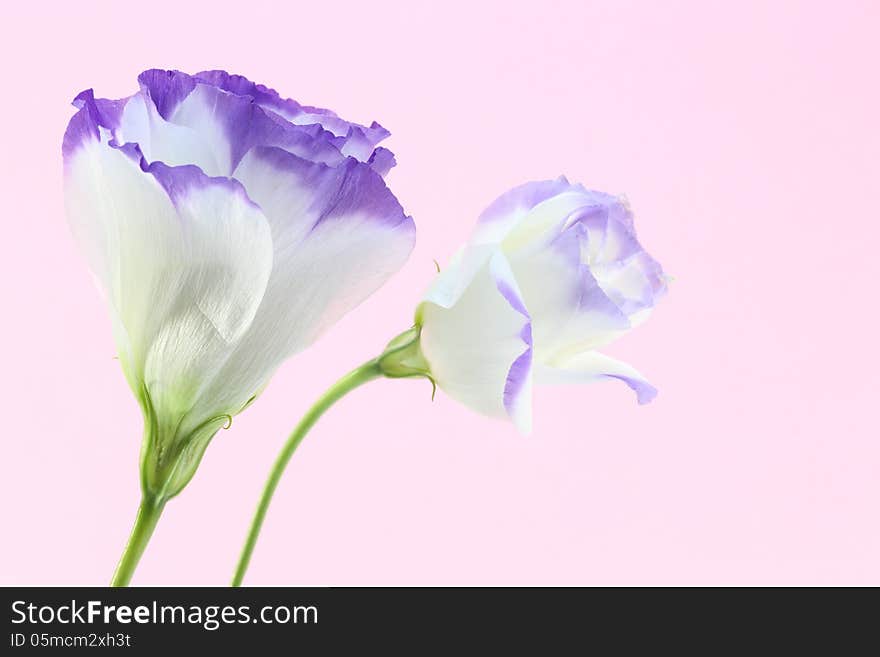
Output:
[415,178,666,433]
[63,69,415,498]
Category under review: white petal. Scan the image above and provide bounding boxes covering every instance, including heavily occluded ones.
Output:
[193,147,415,414]
[64,137,273,429]
[419,251,533,432]
[421,243,495,310]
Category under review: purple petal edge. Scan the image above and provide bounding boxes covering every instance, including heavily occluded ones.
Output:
[503,325,533,417]
[64,90,258,210]
[115,137,260,210]
[479,176,583,224]
[494,277,530,319]
[247,145,413,231]
[607,374,657,405]
[137,69,197,120]
[67,70,396,176]
[62,90,126,162]
[192,69,393,169]
[494,270,534,418]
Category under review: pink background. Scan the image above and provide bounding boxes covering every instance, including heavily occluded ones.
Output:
[1,0,878,586]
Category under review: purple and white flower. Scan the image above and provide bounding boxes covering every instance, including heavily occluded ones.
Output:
[416,178,666,433]
[63,69,415,497]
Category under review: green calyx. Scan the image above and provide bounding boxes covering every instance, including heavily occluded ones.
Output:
[137,384,229,503]
[376,325,435,392]
[111,386,237,585]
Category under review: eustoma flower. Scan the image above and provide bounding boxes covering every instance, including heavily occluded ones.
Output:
[232,178,666,584]
[63,69,415,585]
[415,178,666,432]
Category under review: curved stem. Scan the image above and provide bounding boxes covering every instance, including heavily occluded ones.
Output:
[231,359,383,586]
[110,494,166,587]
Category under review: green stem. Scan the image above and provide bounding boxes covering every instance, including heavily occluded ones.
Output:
[110,494,166,587]
[231,359,383,586]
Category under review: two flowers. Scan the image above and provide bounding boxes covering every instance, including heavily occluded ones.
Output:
[63,70,667,585]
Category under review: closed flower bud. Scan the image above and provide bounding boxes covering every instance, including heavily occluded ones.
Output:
[415,178,666,433]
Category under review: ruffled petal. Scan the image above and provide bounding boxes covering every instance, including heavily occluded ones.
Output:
[120,69,392,177]
[419,251,533,432]
[194,69,392,167]
[62,89,127,162]
[118,73,344,178]
[535,351,657,404]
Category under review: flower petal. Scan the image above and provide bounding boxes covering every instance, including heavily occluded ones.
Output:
[118,71,346,176]
[492,255,534,433]
[569,203,668,319]
[504,223,629,364]
[63,104,273,429]
[419,251,533,432]
[194,69,392,168]
[62,89,126,161]
[535,351,657,404]
[191,146,415,414]
[117,91,228,176]
[473,177,588,246]
[141,164,274,429]
[421,243,496,310]
[120,69,391,177]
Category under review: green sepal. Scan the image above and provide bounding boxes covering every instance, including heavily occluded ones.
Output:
[376,325,435,397]
[137,384,228,502]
